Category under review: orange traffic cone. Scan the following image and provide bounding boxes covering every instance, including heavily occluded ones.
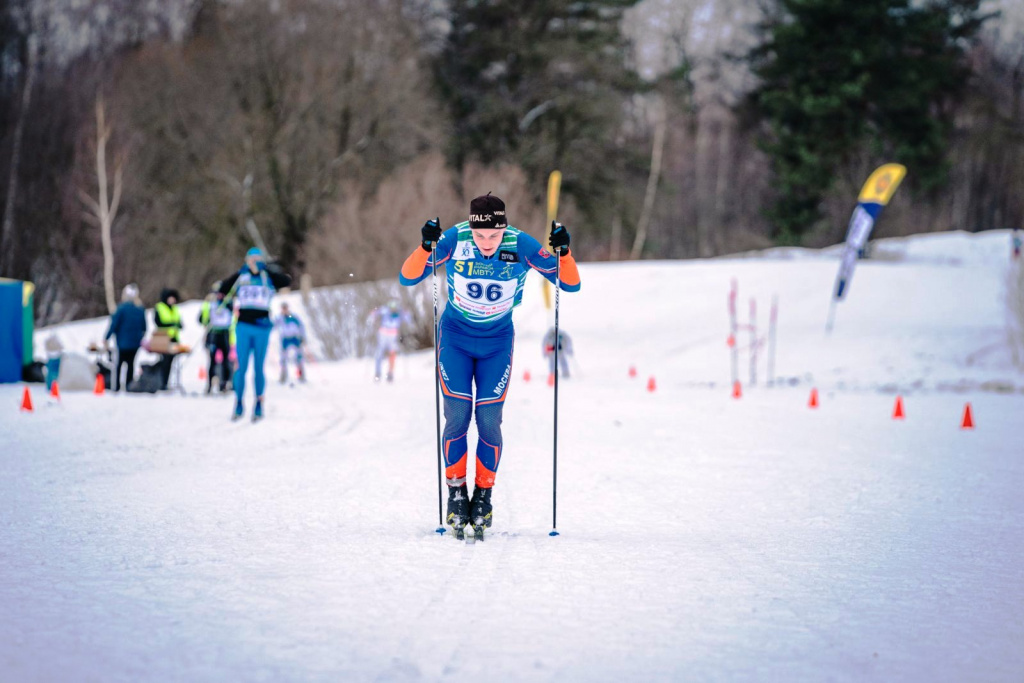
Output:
[960,403,974,430]
[732,381,742,399]
[893,395,905,420]
[50,381,61,401]
[94,374,105,395]
[628,365,637,378]
[647,376,657,392]
[523,369,531,382]
[198,366,207,380]
[808,388,819,409]
[20,386,33,412]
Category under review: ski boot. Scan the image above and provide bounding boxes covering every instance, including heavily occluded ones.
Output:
[469,487,493,540]
[386,372,394,383]
[446,484,470,539]
[279,368,288,384]
[231,398,244,421]
[252,397,264,422]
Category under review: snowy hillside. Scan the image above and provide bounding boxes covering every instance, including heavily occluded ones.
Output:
[3,231,1023,682]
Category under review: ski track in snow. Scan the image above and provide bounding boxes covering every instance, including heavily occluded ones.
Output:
[2,231,1024,682]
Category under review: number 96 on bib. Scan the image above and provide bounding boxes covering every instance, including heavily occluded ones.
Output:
[452,274,516,317]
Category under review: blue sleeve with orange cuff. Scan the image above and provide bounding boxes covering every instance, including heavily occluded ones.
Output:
[399,227,458,286]
[519,232,581,292]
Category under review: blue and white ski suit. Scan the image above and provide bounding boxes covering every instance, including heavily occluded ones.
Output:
[400,223,580,488]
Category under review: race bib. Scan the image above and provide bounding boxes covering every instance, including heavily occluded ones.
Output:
[237,284,273,310]
[451,273,517,319]
[279,321,303,338]
[210,306,233,328]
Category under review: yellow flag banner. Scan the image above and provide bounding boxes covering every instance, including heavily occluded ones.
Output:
[857,163,906,206]
[541,170,562,310]
[828,163,908,332]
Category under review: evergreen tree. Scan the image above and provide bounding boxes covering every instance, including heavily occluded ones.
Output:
[435,0,642,222]
[748,0,989,242]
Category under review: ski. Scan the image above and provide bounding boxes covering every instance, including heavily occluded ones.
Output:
[449,525,484,543]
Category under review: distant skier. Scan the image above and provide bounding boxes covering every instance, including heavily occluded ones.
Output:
[274,301,307,383]
[399,193,580,537]
[1013,228,1022,260]
[367,299,411,382]
[542,326,573,385]
[218,248,292,421]
[199,282,234,394]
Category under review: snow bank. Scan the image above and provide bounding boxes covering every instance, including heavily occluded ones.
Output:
[4,230,1022,681]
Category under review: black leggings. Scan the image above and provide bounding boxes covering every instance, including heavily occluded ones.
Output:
[113,348,138,391]
[206,330,232,391]
[158,353,175,390]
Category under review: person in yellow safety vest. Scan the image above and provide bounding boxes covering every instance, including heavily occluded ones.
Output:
[154,288,183,390]
[199,282,234,394]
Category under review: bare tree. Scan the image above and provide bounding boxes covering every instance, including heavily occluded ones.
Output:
[86,0,443,306]
[305,152,550,287]
[630,96,667,259]
[78,95,126,314]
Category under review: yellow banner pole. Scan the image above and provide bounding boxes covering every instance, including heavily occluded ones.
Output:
[542,170,562,310]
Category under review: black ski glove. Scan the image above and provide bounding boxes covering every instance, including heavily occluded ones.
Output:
[421,218,442,252]
[549,221,571,255]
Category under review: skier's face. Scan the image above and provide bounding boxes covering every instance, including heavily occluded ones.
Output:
[471,228,505,256]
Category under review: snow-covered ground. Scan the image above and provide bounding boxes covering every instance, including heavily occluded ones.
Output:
[3,231,1023,682]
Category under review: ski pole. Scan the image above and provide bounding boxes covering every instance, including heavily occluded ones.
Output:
[551,224,562,537]
[431,217,445,535]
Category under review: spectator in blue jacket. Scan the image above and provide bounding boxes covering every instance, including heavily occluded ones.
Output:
[104,283,148,391]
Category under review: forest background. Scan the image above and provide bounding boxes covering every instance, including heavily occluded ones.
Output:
[1,0,1022,323]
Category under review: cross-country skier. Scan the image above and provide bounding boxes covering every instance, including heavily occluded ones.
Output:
[367,299,411,382]
[273,301,306,383]
[399,193,580,535]
[199,282,234,393]
[218,248,292,421]
[542,326,573,385]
